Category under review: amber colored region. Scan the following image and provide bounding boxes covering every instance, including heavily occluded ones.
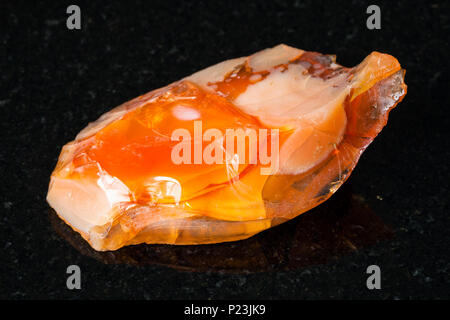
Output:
[47,47,407,251]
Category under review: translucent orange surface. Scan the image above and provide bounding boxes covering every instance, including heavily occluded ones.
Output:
[47,45,407,251]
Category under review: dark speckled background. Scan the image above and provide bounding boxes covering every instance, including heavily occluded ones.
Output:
[1,0,449,299]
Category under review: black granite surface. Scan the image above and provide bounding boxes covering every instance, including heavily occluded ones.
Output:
[1,0,449,299]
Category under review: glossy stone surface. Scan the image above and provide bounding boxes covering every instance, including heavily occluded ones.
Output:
[47,45,406,251]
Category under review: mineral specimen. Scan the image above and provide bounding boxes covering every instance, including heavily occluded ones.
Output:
[47,44,407,251]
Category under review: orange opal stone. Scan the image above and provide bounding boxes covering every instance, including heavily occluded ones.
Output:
[47,44,407,251]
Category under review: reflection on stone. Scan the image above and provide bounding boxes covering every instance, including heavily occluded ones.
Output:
[49,183,393,273]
